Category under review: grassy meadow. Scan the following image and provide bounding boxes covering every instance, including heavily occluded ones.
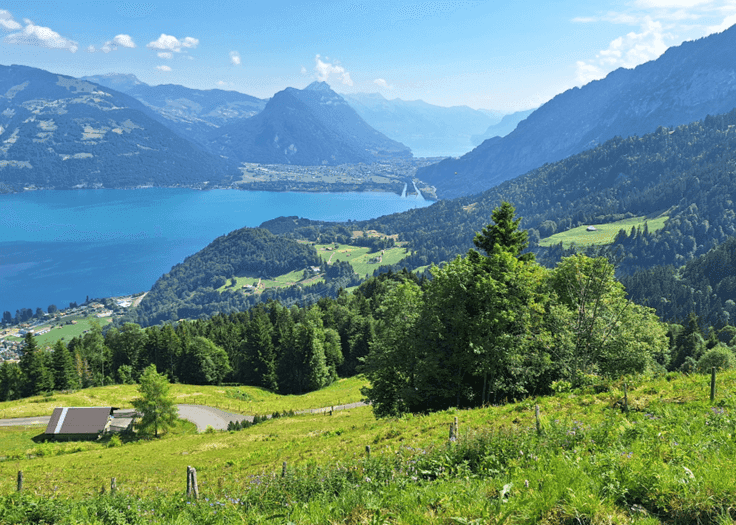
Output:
[0,377,367,420]
[538,214,669,249]
[2,371,736,522]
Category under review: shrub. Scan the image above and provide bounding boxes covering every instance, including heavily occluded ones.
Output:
[696,345,736,373]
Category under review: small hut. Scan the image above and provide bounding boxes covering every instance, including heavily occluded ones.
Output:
[45,407,114,441]
[586,226,597,231]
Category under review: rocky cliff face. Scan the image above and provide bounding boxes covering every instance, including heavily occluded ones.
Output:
[417,25,736,199]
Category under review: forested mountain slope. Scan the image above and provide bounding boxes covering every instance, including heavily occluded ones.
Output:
[417,24,736,198]
[0,65,233,191]
[361,109,736,275]
[622,237,736,328]
[128,227,360,325]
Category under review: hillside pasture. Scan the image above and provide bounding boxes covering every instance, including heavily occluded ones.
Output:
[0,377,367,420]
[538,214,668,248]
[0,371,736,524]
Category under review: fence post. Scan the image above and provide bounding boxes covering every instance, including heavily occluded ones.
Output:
[623,383,629,413]
[365,445,371,459]
[191,467,199,500]
[535,405,541,435]
[711,367,717,402]
[16,471,23,492]
[282,461,287,478]
[186,466,192,497]
[110,477,117,495]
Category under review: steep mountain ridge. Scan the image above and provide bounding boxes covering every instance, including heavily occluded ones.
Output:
[206,82,412,165]
[417,24,736,198]
[0,65,232,191]
[82,73,266,145]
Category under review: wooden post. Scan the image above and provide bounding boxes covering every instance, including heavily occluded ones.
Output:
[365,445,371,459]
[16,471,23,492]
[535,405,541,435]
[623,383,629,413]
[191,467,199,500]
[110,477,117,495]
[186,466,192,497]
[454,416,459,438]
[282,461,287,478]
[711,367,717,402]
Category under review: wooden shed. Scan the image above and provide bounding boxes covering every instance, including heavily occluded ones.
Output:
[45,407,114,441]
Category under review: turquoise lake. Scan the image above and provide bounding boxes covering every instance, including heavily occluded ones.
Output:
[0,189,433,314]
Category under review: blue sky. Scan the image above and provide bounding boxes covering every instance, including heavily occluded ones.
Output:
[1,1,735,111]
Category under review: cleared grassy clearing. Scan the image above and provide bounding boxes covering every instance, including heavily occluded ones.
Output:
[0,377,367,420]
[2,315,112,347]
[538,214,668,248]
[316,243,409,278]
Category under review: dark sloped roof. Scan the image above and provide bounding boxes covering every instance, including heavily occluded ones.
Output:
[45,407,113,435]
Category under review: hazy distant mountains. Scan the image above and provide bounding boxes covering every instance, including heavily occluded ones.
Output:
[0,65,231,191]
[342,93,509,157]
[206,82,413,165]
[418,24,736,199]
[470,109,534,147]
[82,73,266,145]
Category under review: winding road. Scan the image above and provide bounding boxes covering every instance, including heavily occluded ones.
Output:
[0,401,368,433]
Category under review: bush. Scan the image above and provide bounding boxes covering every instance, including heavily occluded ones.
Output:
[696,345,736,373]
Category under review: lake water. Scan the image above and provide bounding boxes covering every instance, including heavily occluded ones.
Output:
[0,189,433,314]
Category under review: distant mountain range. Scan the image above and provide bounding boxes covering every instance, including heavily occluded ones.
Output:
[205,82,413,166]
[0,65,231,191]
[81,73,266,145]
[417,24,736,198]
[342,93,508,157]
[470,109,535,147]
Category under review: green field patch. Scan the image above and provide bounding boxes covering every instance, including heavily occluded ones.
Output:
[316,243,409,278]
[538,214,668,249]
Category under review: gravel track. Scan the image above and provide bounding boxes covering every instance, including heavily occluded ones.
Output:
[0,402,369,432]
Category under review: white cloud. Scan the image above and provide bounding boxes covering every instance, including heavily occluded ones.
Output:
[4,18,78,52]
[230,50,241,66]
[217,80,234,87]
[314,54,353,86]
[0,10,21,31]
[634,0,712,8]
[576,17,669,83]
[158,51,173,59]
[374,78,393,89]
[156,65,172,72]
[300,66,308,75]
[112,34,136,48]
[87,45,95,53]
[147,34,199,53]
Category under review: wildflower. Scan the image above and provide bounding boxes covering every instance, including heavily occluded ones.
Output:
[524,479,529,488]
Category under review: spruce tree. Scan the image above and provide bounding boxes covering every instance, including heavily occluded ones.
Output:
[52,340,78,391]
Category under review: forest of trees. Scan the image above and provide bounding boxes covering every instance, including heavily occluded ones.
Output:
[6,203,732,418]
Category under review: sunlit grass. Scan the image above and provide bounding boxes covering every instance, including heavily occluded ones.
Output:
[0,376,368,419]
[2,371,736,523]
[538,214,669,248]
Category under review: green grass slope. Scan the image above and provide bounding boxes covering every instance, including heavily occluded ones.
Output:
[1,372,736,523]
